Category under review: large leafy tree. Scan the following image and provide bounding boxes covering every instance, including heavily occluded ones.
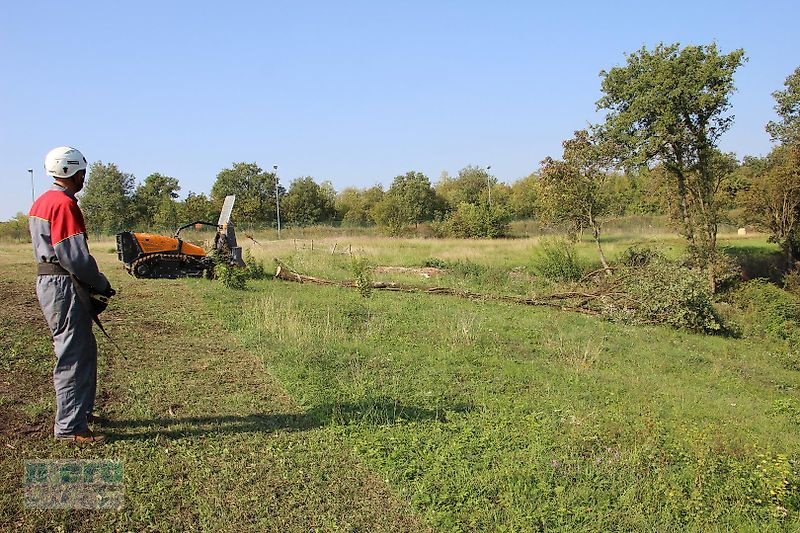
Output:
[597,43,745,288]
[372,171,441,234]
[741,146,800,268]
[767,66,800,146]
[749,66,800,269]
[132,172,180,228]
[508,173,540,219]
[436,166,496,209]
[80,161,135,234]
[335,185,384,226]
[210,162,282,226]
[539,130,615,269]
[282,176,336,227]
[182,191,217,223]
[152,194,180,230]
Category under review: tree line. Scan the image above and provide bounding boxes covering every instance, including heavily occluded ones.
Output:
[3,42,798,285]
[71,160,663,237]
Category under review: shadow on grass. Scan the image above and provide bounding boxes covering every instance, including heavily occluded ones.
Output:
[109,398,474,441]
[720,244,786,283]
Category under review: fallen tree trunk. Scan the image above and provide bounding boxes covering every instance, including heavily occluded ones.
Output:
[274,262,609,317]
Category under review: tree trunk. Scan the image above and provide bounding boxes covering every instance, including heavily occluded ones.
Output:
[589,216,610,271]
[675,170,696,247]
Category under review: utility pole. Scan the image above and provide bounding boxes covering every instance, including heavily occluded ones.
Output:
[274,165,281,239]
[28,169,34,203]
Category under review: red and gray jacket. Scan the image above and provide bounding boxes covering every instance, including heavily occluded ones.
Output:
[28,184,109,293]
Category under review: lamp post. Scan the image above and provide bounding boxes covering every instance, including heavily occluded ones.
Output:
[273,165,281,239]
[485,165,492,209]
[28,169,34,203]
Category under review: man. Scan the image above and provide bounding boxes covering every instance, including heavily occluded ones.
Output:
[29,146,115,444]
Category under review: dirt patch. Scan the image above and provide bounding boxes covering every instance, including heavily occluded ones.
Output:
[0,279,44,325]
[0,277,52,441]
[0,369,51,441]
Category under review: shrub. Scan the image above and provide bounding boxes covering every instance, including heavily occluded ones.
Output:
[433,203,510,238]
[244,249,268,279]
[732,279,800,344]
[707,253,743,293]
[783,268,800,296]
[531,238,584,282]
[215,263,248,290]
[447,259,486,279]
[617,245,665,268]
[421,257,449,269]
[351,255,373,298]
[614,259,725,333]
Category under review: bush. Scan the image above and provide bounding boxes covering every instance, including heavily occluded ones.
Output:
[617,245,665,268]
[707,253,743,293]
[614,259,725,333]
[215,263,248,290]
[783,268,800,296]
[433,203,510,238]
[0,213,30,243]
[244,249,268,279]
[732,279,800,344]
[351,255,373,298]
[421,257,449,269]
[531,238,584,282]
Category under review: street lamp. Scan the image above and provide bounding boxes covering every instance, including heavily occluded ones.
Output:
[28,169,34,203]
[273,165,281,239]
[485,165,492,209]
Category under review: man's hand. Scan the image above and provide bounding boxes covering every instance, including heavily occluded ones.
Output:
[101,284,116,298]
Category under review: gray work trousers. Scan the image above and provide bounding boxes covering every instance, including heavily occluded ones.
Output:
[36,274,97,437]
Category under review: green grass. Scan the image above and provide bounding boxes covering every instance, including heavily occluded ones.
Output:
[0,243,424,531]
[2,229,798,531]
[206,273,799,530]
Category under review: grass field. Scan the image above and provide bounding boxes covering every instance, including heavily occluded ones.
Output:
[1,230,799,531]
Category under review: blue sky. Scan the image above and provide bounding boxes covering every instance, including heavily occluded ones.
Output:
[1,0,798,220]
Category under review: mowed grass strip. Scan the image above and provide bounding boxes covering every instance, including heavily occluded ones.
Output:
[0,242,427,531]
[211,238,800,531]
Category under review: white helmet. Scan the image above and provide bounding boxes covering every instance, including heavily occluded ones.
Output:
[44,146,87,179]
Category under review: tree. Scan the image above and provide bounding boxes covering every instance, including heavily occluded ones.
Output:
[597,42,746,289]
[370,194,410,236]
[211,162,281,226]
[0,212,29,242]
[336,186,384,226]
[767,66,800,146]
[743,148,800,269]
[436,166,496,209]
[132,172,180,228]
[152,194,180,230]
[508,173,540,219]
[180,192,216,223]
[539,130,615,269]
[80,161,135,234]
[372,171,441,233]
[282,176,336,227]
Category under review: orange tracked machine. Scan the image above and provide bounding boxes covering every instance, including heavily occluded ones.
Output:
[116,195,245,279]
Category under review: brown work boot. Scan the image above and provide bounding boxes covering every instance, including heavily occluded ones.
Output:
[55,430,107,445]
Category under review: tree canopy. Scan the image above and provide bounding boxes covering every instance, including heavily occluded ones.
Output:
[539,130,616,268]
[282,176,336,227]
[211,162,281,226]
[133,172,180,228]
[597,42,746,285]
[767,66,800,146]
[80,161,135,234]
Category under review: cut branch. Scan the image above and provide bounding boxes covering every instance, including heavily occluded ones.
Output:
[273,260,632,319]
